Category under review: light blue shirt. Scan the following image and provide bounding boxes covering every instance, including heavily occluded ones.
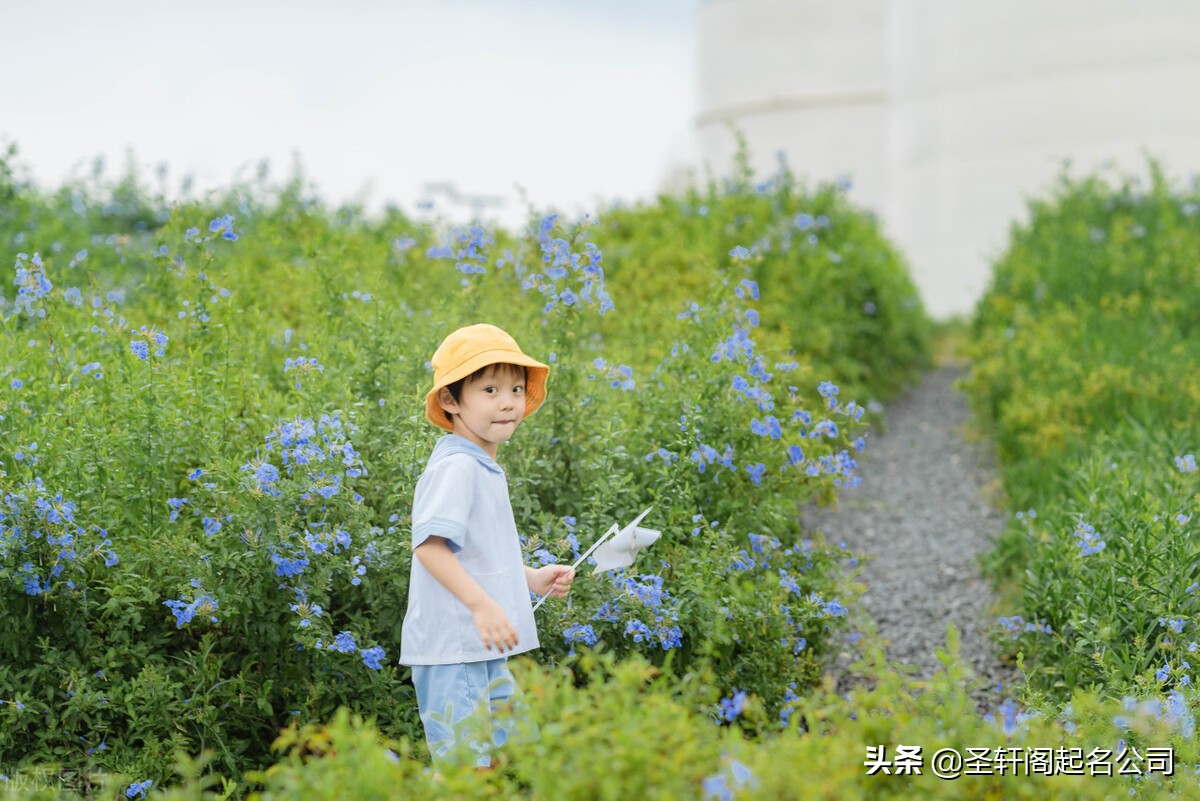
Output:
[399,435,540,666]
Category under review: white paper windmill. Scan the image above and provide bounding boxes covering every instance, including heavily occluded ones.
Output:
[532,506,661,612]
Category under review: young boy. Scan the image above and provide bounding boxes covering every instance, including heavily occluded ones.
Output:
[399,323,575,767]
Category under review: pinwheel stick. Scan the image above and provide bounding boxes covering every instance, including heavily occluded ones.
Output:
[531,523,618,612]
[532,507,655,613]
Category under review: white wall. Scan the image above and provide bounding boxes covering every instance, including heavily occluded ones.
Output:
[698,0,1200,318]
[697,0,889,211]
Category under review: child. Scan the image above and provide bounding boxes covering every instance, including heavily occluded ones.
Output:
[399,323,575,767]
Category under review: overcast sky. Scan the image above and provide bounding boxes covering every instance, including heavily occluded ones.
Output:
[1,0,700,227]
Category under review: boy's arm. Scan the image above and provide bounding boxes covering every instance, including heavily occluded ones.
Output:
[415,537,519,653]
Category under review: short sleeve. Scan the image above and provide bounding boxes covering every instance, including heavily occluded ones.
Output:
[411,455,475,553]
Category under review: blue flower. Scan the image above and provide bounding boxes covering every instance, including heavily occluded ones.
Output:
[361,645,385,670]
[997,699,1020,736]
[719,690,747,722]
[657,624,683,649]
[125,780,153,799]
[130,340,149,360]
[745,462,766,486]
[563,624,598,647]
[271,552,310,578]
[1157,662,1171,682]
[702,774,732,801]
[1074,517,1105,556]
[332,631,358,654]
[209,214,239,241]
[731,551,755,571]
[729,760,755,788]
[624,620,652,643]
[530,548,557,567]
[164,594,219,628]
[592,601,620,622]
[254,462,280,490]
[1177,454,1197,474]
[728,245,750,261]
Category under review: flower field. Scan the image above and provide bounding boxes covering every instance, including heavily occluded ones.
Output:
[2,144,1199,799]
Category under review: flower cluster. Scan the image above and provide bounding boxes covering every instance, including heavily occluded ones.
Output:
[263,414,365,483]
[562,623,599,650]
[0,475,117,597]
[689,440,736,477]
[1115,690,1196,738]
[129,325,168,361]
[520,215,614,315]
[1074,516,1105,556]
[580,568,686,652]
[987,698,1036,737]
[314,631,387,670]
[125,780,153,799]
[207,214,240,242]
[996,615,1054,639]
[163,591,219,628]
[426,225,491,276]
[283,355,324,390]
[589,357,635,391]
[702,757,757,801]
[12,252,53,317]
[718,689,747,722]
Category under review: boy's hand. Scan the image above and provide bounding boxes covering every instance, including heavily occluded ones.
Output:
[472,598,519,653]
[529,564,575,598]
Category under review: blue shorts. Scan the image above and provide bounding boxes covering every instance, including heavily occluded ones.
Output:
[411,657,516,767]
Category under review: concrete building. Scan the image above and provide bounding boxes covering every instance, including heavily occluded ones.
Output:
[696,0,1200,318]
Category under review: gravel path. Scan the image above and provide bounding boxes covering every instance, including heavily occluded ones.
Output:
[804,365,1017,710]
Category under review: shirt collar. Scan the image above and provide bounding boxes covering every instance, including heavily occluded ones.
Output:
[429,434,505,474]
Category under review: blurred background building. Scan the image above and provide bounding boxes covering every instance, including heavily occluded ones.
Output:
[696,0,1200,318]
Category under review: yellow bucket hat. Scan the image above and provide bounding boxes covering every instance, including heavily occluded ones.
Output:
[425,324,550,432]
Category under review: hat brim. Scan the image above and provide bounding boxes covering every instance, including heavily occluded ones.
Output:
[425,349,550,432]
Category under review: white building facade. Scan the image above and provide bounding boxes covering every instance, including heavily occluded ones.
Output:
[697,0,1200,318]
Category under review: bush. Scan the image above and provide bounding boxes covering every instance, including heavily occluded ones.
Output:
[0,142,930,788]
[964,162,1200,696]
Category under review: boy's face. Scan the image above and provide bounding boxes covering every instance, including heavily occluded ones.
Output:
[437,364,527,459]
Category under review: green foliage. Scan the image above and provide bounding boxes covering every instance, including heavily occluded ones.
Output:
[964,162,1200,698]
[128,644,1200,800]
[592,144,932,403]
[0,141,929,791]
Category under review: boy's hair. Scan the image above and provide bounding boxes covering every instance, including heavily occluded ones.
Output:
[442,362,528,425]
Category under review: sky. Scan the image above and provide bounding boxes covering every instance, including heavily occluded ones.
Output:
[0,0,700,227]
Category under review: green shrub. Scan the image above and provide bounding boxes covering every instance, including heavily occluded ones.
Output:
[965,162,1200,697]
[0,142,929,789]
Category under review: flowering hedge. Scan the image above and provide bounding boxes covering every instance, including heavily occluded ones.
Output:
[964,163,1200,700]
[0,145,928,791]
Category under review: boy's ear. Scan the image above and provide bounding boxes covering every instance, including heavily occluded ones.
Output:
[436,386,459,414]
